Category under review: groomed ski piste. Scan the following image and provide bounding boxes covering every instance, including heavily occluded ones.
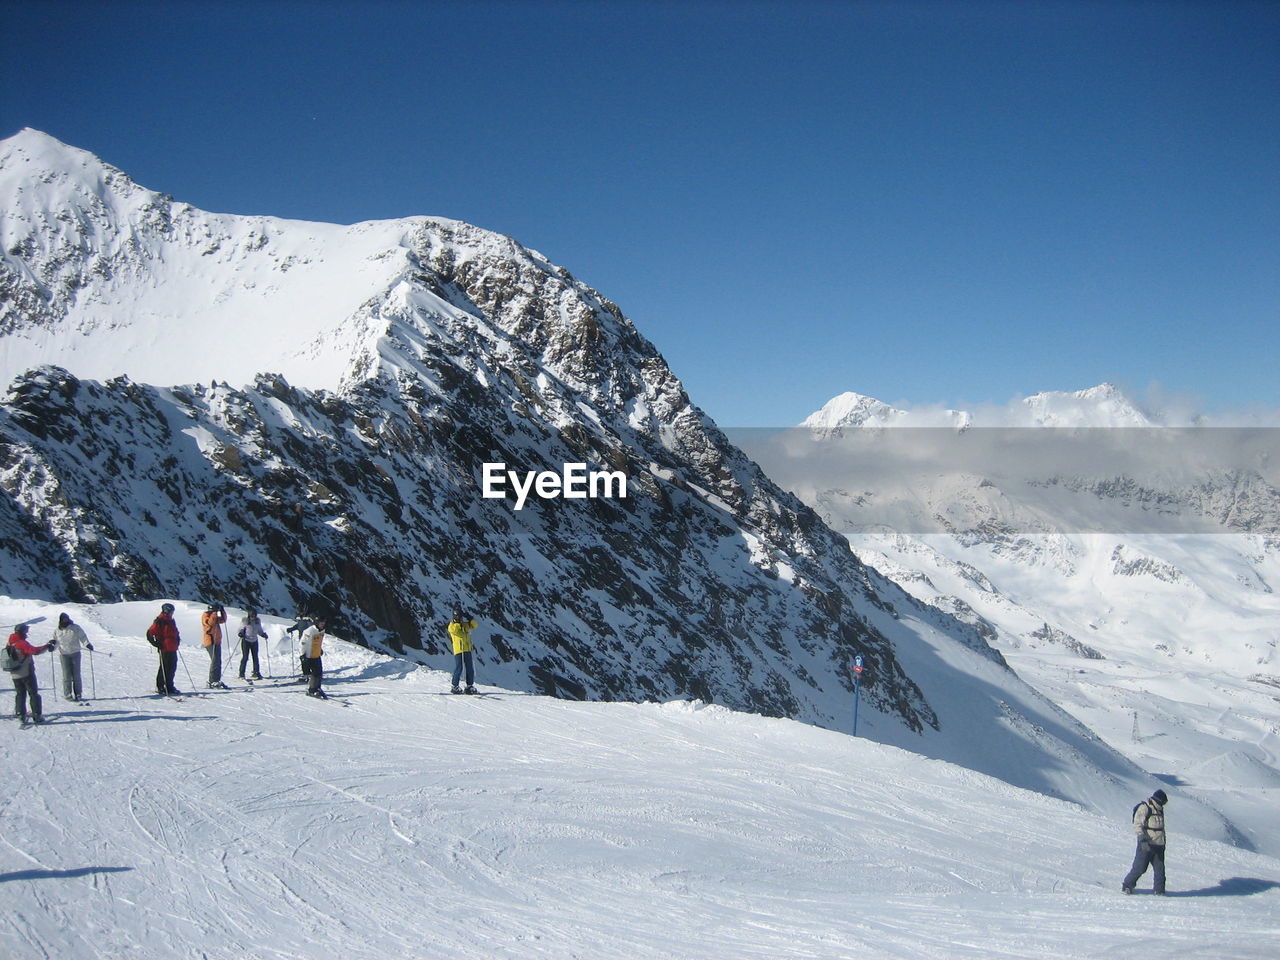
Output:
[3,599,1278,960]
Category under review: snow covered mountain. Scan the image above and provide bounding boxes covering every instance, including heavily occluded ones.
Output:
[0,128,919,723]
[802,383,1155,432]
[5,598,1277,960]
[741,385,1280,854]
[0,129,1181,820]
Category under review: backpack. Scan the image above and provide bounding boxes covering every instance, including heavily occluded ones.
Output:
[1,643,25,673]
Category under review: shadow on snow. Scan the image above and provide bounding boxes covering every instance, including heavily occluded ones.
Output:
[0,866,134,883]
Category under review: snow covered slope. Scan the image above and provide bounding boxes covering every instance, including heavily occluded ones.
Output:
[3,598,1277,960]
[741,385,1280,855]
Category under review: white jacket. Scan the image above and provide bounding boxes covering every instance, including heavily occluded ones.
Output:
[300,625,325,659]
[53,623,90,656]
[1133,798,1166,846]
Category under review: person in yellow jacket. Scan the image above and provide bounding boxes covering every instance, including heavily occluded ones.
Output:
[448,609,478,694]
[201,603,228,689]
[300,616,328,699]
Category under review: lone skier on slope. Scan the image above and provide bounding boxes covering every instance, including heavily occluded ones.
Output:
[147,603,182,696]
[53,612,94,702]
[1122,789,1168,895]
[448,609,478,695]
[201,602,228,689]
[5,623,55,725]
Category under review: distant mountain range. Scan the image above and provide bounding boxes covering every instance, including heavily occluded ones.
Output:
[801,383,1159,431]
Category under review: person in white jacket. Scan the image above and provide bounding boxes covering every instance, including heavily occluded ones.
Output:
[53,612,94,702]
[299,617,328,699]
[1122,789,1168,895]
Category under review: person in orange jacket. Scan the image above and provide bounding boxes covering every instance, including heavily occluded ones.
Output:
[5,623,55,725]
[146,602,182,696]
[201,602,228,689]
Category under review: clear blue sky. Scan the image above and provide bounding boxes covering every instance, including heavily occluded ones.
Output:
[3,0,1277,425]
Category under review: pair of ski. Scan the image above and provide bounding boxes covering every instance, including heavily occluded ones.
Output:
[304,690,350,707]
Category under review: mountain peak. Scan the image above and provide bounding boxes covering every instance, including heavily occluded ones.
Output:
[0,131,655,404]
[1020,383,1152,427]
[803,383,1154,430]
[800,392,908,431]
[0,127,126,191]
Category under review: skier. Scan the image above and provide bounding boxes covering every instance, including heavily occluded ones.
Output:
[237,608,268,680]
[53,612,94,702]
[147,602,183,696]
[448,609,478,695]
[285,609,312,675]
[201,602,228,689]
[1122,789,1169,895]
[300,616,328,698]
[5,624,55,724]
[285,609,312,641]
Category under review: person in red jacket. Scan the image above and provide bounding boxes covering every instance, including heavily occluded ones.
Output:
[6,623,55,724]
[147,602,182,696]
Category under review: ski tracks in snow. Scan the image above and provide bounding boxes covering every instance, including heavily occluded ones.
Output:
[3,620,1280,960]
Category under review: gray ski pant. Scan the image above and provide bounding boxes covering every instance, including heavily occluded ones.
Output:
[60,651,83,699]
[1123,840,1166,894]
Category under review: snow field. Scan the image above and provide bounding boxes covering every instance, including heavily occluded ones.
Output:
[2,598,1278,960]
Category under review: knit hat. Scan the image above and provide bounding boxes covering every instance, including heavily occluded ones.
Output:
[58,613,71,627]
[1152,789,1168,805]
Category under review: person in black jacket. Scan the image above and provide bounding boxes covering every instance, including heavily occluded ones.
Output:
[1122,789,1168,895]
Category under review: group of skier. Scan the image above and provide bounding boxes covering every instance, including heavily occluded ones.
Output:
[2,603,335,720]
[146,602,329,699]
[6,602,480,715]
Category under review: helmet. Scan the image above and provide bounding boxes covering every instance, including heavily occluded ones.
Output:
[161,603,175,615]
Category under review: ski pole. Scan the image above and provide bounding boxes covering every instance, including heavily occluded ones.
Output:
[178,648,195,690]
[89,647,96,700]
[49,650,58,703]
[852,654,864,737]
